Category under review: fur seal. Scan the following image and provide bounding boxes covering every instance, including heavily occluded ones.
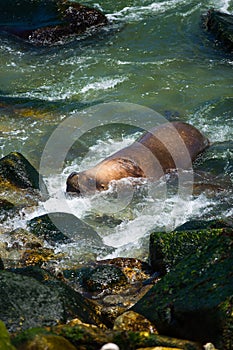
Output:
[66,121,209,195]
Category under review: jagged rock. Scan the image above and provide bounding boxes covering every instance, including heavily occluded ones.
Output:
[0,0,108,46]
[0,267,104,332]
[204,9,233,51]
[133,230,233,348]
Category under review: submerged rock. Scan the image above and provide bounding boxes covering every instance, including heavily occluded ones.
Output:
[204,9,233,51]
[0,267,103,332]
[133,230,233,348]
[0,0,108,46]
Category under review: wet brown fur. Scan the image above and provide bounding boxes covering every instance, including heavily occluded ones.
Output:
[66,121,209,195]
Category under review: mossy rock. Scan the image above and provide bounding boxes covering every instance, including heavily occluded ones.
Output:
[0,320,16,350]
[52,322,110,349]
[113,311,157,333]
[13,332,76,350]
[149,219,232,274]
[0,267,104,332]
[27,212,104,247]
[133,231,233,347]
[52,322,201,350]
[204,9,233,51]
[0,152,46,191]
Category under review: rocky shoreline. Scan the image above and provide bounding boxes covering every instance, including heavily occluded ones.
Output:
[0,4,233,349]
[0,152,232,349]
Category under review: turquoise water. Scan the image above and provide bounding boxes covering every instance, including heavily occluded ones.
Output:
[0,0,232,260]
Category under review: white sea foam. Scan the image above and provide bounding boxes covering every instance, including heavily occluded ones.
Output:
[80,76,127,94]
[107,0,188,22]
[216,0,232,13]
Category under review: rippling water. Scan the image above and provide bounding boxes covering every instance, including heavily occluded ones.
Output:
[0,0,232,260]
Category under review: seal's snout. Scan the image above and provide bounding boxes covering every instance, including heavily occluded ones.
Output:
[66,171,81,195]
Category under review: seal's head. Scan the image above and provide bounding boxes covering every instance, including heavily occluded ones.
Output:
[66,157,145,196]
[66,171,98,196]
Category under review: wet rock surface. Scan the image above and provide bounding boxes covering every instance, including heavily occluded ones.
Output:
[133,227,233,348]
[0,0,108,45]
[149,219,233,274]
[204,9,233,52]
[0,266,104,332]
[0,152,232,349]
[0,152,43,190]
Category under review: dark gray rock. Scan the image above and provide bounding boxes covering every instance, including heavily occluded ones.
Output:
[81,264,128,293]
[1,267,103,332]
[204,9,233,52]
[27,212,104,246]
[0,0,108,46]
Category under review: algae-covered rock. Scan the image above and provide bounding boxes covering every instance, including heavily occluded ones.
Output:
[149,219,232,274]
[51,322,201,350]
[0,152,44,190]
[52,322,110,349]
[0,267,103,332]
[0,320,16,350]
[204,9,233,51]
[14,332,76,350]
[113,311,157,333]
[133,231,233,347]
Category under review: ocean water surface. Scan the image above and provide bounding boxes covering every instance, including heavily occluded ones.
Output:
[0,0,232,260]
